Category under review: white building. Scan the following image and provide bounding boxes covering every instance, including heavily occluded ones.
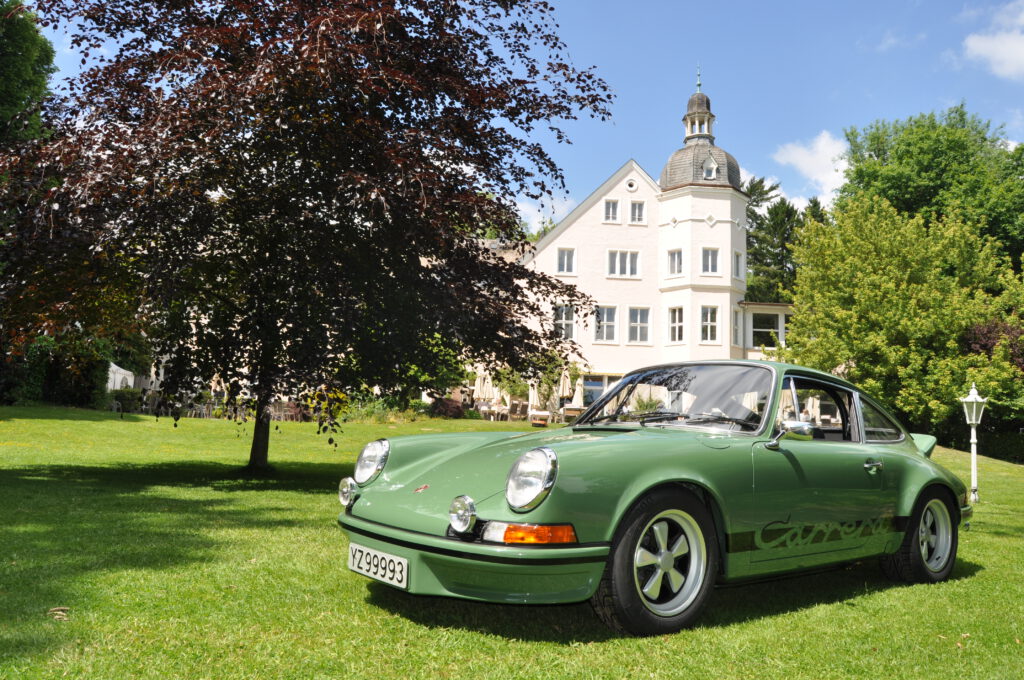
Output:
[524,83,792,407]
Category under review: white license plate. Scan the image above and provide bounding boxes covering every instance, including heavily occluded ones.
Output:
[347,543,409,589]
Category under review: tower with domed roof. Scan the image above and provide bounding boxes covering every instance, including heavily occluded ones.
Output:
[654,72,750,360]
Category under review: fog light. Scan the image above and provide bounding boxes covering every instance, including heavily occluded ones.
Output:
[448,495,477,533]
[338,477,358,507]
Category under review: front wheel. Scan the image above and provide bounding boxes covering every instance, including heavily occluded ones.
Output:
[880,488,958,583]
[590,488,719,635]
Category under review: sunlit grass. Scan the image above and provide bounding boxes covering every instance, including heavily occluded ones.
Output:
[1,406,1021,679]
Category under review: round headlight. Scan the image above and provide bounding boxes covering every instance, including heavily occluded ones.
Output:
[505,447,557,511]
[449,495,477,533]
[338,477,358,507]
[353,439,390,484]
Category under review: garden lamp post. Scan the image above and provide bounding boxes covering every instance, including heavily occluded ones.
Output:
[960,383,987,504]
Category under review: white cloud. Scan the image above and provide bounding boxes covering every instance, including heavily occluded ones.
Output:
[964,1,1024,80]
[517,195,576,234]
[871,30,926,53]
[772,130,849,201]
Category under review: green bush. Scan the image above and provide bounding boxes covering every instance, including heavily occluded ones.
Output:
[110,388,143,413]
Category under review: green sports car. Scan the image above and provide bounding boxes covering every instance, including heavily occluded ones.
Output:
[336,360,972,635]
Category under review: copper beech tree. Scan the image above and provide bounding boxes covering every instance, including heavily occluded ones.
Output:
[1,0,610,469]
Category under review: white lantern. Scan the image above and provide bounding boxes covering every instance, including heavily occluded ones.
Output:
[960,383,987,427]
[959,383,987,504]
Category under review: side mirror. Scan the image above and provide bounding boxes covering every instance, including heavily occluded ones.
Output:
[765,420,814,450]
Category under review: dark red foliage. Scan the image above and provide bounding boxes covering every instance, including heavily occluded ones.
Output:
[0,0,611,466]
[965,321,1024,371]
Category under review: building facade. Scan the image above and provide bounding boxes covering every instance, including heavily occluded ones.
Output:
[524,84,792,406]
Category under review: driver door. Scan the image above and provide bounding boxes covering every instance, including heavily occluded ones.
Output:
[750,376,899,568]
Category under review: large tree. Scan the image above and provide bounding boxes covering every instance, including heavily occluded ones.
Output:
[842,103,1024,265]
[1,0,611,468]
[0,0,55,146]
[779,194,1024,432]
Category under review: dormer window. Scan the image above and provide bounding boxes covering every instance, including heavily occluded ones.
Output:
[702,157,718,180]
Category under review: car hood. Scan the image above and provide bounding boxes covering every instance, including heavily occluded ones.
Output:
[350,425,725,535]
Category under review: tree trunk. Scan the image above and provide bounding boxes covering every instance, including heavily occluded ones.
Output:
[247,397,272,470]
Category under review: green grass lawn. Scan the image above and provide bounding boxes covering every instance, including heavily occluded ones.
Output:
[1,406,1022,679]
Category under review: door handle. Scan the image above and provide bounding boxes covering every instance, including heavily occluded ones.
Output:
[864,459,883,473]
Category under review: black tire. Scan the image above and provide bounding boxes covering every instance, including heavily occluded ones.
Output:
[880,487,958,583]
[590,488,719,636]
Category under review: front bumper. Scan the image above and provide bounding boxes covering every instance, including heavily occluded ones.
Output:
[960,503,973,525]
[338,512,609,604]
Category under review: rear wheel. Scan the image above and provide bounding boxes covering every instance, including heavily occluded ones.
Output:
[880,488,957,583]
[590,488,718,635]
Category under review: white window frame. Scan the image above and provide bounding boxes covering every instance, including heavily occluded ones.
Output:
[732,309,741,347]
[607,249,640,278]
[751,312,781,348]
[594,306,617,343]
[628,307,650,344]
[604,199,619,223]
[556,247,576,275]
[701,248,719,275]
[700,305,719,343]
[629,200,646,225]
[554,305,574,340]
[668,306,685,344]
[733,251,744,280]
[668,249,683,276]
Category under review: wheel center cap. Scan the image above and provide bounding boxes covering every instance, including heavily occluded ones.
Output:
[658,552,674,571]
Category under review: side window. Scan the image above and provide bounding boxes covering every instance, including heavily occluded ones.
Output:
[861,399,904,442]
[778,376,856,442]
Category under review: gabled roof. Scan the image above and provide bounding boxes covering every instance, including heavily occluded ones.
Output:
[529,159,659,259]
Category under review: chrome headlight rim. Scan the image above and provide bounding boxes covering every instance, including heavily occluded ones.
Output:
[353,439,390,485]
[505,446,558,512]
[448,494,478,534]
[338,477,358,507]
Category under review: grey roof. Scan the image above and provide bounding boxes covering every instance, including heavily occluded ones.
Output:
[659,139,742,191]
[687,92,711,114]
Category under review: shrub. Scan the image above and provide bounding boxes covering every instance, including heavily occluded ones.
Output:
[429,398,464,419]
[463,408,482,420]
[110,388,143,413]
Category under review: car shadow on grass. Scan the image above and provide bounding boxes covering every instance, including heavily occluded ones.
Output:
[363,558,984,642]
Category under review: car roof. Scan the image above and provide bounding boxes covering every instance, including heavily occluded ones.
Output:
[625,359,858,391]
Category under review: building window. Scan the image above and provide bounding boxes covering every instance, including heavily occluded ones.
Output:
[669,307,684,343]
[732,310,741,346]
[630,201,645,224]
[556,248,575,274]
[668,249,683,275]
[752,313,780,347]
[701,305,718,342]
[583,375,619,406]
[702,248,718,274]
[703,158,717,180]
[608,250,639,277]
[628,307,650,343]
[734,251,743,279]
[554,305,574,340]
[595,306,616,342]
[604,199,619,222]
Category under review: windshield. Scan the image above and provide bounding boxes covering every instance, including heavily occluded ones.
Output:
[575,363,773,432]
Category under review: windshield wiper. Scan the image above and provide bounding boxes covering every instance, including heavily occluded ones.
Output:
[633,410,683,426]
[682,412,759,429]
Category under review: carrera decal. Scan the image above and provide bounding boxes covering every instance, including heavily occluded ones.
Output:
[727,516,907,553]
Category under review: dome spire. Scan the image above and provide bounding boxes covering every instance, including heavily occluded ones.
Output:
[683,78,714,145]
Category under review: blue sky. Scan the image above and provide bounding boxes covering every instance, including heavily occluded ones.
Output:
[515,0,1024,230]
[42,1,1024,231]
